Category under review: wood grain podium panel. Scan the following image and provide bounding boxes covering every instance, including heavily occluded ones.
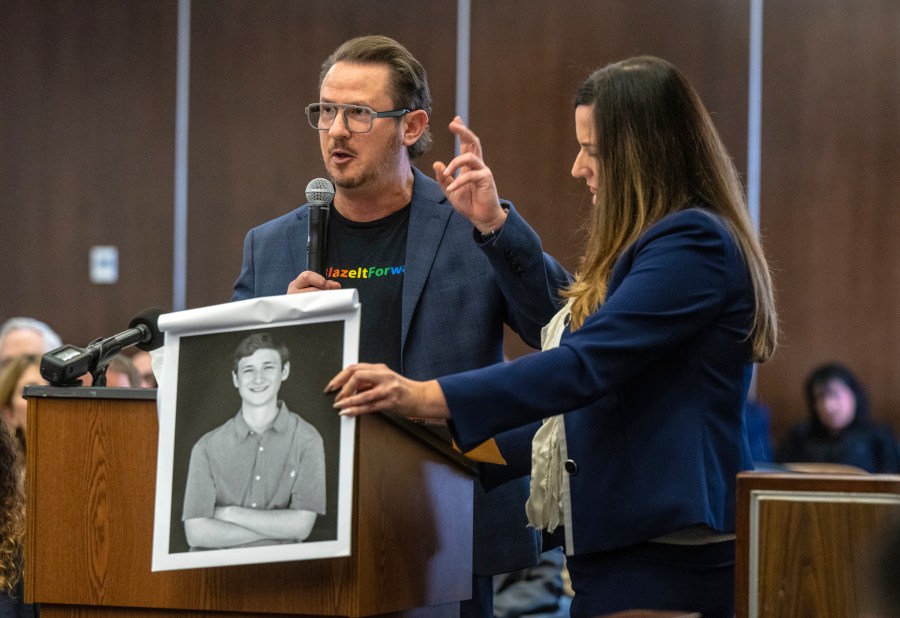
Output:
[37,606,462,618]
[25,390,474,617]
[735,472,900,618]
[353,415,473,615]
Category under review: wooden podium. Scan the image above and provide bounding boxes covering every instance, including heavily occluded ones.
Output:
[735,471,900,618]
[24,387,477,618]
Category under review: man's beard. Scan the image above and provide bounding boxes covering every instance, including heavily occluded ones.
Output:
[329,133,404,190]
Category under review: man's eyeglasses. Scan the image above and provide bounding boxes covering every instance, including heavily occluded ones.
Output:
[305,103,410,134]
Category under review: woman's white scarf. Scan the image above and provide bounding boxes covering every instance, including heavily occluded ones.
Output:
[524,300,572,532]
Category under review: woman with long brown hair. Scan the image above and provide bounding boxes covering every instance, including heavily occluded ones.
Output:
[328,56,777,617]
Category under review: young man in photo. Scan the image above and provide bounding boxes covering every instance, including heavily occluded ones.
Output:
[182,332,325,550]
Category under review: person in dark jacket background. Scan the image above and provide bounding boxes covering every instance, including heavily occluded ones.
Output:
[777,362,900,472]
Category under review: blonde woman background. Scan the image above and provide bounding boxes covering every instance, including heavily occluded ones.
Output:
[0,356,46,450]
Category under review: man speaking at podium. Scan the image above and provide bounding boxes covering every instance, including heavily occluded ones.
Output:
[182,332,326,550]
[232,36,569,616]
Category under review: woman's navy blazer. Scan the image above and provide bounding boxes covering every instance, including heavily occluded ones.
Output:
[442,208,756,556]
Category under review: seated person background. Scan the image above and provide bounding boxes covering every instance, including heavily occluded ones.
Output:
[182,332,325,549]
[493,547,571,618]
[744,366,774,463]
[744,396,774,463]
[0,317,61,369]
[0,355,47,450]
[776,362,900,473]
[74,354,139,387]
[128,349,157,388]
[102,355,140,388]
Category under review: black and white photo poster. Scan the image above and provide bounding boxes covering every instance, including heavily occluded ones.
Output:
[152,290,358,571]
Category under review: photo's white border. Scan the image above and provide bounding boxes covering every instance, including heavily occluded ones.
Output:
[151,290,359,571]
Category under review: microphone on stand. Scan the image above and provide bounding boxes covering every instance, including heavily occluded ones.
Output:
[40,307,166,387]
[305,178,334,275]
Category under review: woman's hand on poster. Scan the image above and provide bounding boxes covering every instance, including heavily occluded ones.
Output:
[326,363,450,421]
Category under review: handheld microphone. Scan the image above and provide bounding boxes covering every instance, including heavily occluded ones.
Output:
[40,307,166,387]
[305,178,334,275]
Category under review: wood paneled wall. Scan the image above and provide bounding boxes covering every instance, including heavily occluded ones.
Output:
[2,0,898,447]
[757,0,900,441]
[468,1,749,358]
[1,0,177,339]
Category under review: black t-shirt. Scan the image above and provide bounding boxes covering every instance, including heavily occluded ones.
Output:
[324,204,409,372]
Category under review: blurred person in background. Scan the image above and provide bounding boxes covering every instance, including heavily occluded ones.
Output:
[0,356,46,450]
[0,318,60,369]
[0,416,37,617]
[743,368,774,464]
[103,355,140,388]
[777,362,900,473]
[129,350,157,388]
[75,355,138,387]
